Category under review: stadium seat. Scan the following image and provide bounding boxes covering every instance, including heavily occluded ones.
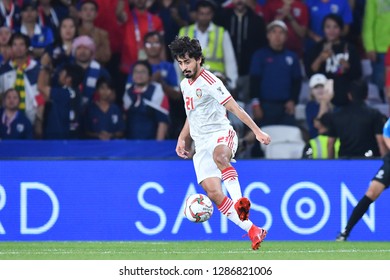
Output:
[260,125,306,159]
[299,80,310,104]
[367,83,383,105]
[295,103,306,121]
[370,103,389,116]
[361,59,373,79]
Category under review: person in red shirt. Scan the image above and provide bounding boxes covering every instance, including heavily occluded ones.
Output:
[95,0,126,56]
[262,0,309,58]
[116,0,164,75]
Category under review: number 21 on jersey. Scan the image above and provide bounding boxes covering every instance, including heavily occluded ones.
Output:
[185,96,194,111]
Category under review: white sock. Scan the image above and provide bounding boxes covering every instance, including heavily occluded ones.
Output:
[218,196,253,232]
[222,166,242,201]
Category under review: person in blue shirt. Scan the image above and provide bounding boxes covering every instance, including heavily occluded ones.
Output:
[15,1,54,59]
[250,20,301,127]
[84,77,125,140]
[40,63,84,139]
[37,0,69,39]
[0,0,22,30]
[336,117,390,241]
[123,60,170,140]
[0,88,33,140]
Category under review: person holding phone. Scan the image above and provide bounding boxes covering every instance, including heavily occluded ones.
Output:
[302,74,336,159]
[305,73,333,139]
[304,14,362,108]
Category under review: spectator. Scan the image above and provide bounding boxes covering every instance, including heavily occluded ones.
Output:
[116,0,164,74]
[221,0,267,103]
[250,20,301,127]
[0,33,44,136]
[222,0,264,17]
[55,0,78,21]
[179,0,238,90]
[262,0,309,59]
[362,0,390,103]
[304,14,362,107]
[327,80,387,159]
[0,26,12,64]
[94,0,126,57]
[38,16,77,92]
[37,0,68,38]
[188,0,226,24]
[40,63,84,139]
[0,88,33,139]
[148,0,190,61]
[0,0,22,29]
[77,0,111,65]
[305,73,333,139]
[15,1,54,59]
[84,77,125,140]
[305,0,352,47]
[125,31,183,138]
[123,60,169,140]
[71,35,111,105]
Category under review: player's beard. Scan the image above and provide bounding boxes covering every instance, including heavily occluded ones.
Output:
[183,70,193,79]
[183,64,198,80]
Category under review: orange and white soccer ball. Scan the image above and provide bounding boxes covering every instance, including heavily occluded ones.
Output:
[184,194,213,223]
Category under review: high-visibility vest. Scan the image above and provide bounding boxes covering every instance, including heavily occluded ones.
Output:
[309,135,340,159]
[179,24,225,74]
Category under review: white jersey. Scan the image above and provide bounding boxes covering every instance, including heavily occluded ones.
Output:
[180,69,233,143]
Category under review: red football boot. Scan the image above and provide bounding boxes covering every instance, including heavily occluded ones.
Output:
[234,197,251,221]
[248,224,267,250]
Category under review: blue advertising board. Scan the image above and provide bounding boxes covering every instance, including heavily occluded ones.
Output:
[0,160,389,241]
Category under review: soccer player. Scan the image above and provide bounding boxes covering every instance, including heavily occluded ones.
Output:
[336,117,390,241]
[169,36,271,250]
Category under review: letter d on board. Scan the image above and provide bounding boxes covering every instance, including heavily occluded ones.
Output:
[20,182,59,234]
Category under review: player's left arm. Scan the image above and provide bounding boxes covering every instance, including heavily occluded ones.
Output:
[224,98,271,145]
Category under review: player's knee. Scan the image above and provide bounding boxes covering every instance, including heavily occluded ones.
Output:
[206,189,224,205]
[366,189,381,201]
[366,181,385,200]
[213,152,230,168]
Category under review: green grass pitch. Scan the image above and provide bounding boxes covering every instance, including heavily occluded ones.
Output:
[1,241,390,260]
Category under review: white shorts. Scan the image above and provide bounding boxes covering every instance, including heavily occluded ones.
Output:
[193,127,238,184]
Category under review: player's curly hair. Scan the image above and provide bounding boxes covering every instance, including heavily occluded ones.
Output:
[168,36,205,66]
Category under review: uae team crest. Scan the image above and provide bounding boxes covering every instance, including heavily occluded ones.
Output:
[196,88,202,98]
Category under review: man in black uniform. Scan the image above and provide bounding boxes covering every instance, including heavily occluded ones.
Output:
[327,80,387,159]
[336,117,390,241]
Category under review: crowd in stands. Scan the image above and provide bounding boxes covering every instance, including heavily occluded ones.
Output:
[0,0,390,159]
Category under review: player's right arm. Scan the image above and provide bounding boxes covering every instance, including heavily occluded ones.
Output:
[176,118,191,159]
